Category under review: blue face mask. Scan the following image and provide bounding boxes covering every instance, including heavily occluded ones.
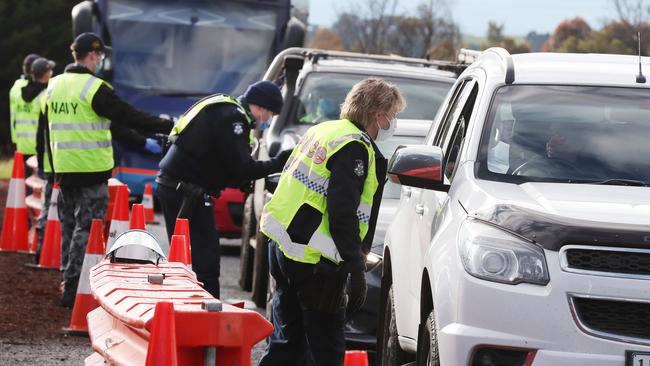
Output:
[260,117,272,131]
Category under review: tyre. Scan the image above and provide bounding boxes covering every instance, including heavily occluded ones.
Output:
[379,285,412,366]
[251,224,270,307]
[416,309,440,366]
[238,196,256,291]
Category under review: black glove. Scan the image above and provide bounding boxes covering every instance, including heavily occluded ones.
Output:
[346,270,367,315]
[275,149,292,168]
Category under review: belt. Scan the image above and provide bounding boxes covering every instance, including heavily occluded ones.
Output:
[155,174,181,189]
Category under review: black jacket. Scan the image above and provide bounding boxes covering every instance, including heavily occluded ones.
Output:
[286,122,387,273]
[21,80,47,103]
[37,65,173,186]
[159,98,287,192]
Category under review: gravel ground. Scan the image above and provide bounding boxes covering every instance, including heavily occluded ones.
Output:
[0,212,267,365]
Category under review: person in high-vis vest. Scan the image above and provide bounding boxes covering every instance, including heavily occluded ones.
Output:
[18,57,55,264]
[156,80,292,299]
[259,78,405,366]
[8,54,40,168]
[40,33,172,307]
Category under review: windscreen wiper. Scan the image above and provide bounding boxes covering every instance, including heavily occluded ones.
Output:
[585,178,648,187]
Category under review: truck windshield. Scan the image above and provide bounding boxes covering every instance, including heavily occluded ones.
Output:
[295,72,452,123]
[106,0,280,96]
[479,85,650,185]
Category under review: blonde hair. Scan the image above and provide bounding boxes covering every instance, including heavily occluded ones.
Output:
[340,78,406,128]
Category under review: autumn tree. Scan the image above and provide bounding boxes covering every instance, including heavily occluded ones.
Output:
[308,28,344,51]
[481,21,531,54]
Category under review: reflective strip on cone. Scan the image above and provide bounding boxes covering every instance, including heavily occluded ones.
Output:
[6,178,26,208]
[105,220,129,253]
[77,253,103,295]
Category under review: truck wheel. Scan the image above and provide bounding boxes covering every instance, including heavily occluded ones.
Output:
[416,309,440,366]
[238,196,255,291]
[380,285,412,366]
[251,227,270,307]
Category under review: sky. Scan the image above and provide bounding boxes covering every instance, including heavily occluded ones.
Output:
[306,0,615,36]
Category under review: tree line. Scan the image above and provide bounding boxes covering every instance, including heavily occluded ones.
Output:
[309,0,650,58]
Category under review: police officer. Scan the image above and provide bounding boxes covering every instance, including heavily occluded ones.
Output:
[156,81,291,299]
[8,54,41,174]
[259,78,405,366]
[19,57,55,264]
[41,33,172,307]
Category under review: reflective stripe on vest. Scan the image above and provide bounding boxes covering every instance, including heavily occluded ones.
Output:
[260,119,378,264]
[9,78,28,144]
[171,94,253,137]
[13,88,46,155]
[47,73,113,173]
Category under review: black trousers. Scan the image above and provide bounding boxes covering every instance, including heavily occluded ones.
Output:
[259,240,347,366]
[157,183,221,298]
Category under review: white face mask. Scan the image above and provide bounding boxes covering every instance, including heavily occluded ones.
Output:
[375,113,396,142]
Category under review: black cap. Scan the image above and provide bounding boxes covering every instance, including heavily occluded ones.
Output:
[31,57,56,79]
[22,54,40,75]
[241,81,283,114]
[71,32,111,55]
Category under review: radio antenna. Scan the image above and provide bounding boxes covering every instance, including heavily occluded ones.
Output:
[636,32,646,83]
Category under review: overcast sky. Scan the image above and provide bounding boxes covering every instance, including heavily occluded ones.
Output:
[307,0,615,36]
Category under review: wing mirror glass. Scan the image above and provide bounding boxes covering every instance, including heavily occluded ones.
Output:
[387,145,448,191]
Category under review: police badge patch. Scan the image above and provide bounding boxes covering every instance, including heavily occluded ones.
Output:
[354,159,365,177]
[233,122,245,135]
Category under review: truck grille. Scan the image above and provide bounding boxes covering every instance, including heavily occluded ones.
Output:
[564,247,650,277]
[572,297,650,341]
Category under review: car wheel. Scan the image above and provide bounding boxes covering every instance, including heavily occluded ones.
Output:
[251,224,270,307]
[416,309,440,366]
[380,285,412,366]
[238,195,255,291]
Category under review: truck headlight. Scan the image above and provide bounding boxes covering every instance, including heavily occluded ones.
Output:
[458,219,549,285]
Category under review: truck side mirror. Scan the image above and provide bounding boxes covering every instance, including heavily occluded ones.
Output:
[387,145,449,192]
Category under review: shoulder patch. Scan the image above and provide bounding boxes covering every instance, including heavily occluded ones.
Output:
[233,121,245,135]
[354,159,365,177]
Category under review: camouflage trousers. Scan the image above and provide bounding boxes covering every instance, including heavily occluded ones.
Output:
[59,182,108,286]
[35,175,54,258]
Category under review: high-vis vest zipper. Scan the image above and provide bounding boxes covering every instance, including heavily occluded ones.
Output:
[261,119,378,265]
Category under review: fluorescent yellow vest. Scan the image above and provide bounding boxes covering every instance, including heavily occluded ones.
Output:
[261,119,378,264]
[9,78,28,144]
[46,73,113,173]
[171,94,253,143]
[14,88,46,155]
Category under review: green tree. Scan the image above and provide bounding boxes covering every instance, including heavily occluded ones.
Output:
[0,0,79,157]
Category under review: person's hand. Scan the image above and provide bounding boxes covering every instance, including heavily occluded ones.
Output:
[346,270,367,315]
[144,138,162,154]
[276,149,293,167]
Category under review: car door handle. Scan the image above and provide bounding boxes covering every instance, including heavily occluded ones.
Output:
[415,204,425,215]
[403,187,412,198]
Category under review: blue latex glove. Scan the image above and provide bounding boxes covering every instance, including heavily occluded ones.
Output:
[144,138,162,154]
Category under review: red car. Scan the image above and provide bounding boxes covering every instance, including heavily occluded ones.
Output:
[211,188,244,238]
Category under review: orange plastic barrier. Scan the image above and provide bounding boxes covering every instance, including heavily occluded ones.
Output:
[26,182,61,270]
[25,156,44,253]
[85,260,273,365]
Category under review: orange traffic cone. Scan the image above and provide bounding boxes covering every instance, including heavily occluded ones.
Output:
[143,183,156,224]
[145,301,178,366]
[119,203,150,260]
[25,182,61,269]
[105,185,129,252]
[63,219,105,335]
[0,152,28,252]
[29,226,38,254]
[129,203,146,230]
[172,218,192,265]
[344,350,369,366]
[168,235,191,265]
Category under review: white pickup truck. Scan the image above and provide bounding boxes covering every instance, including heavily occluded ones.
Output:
[380,48,650,366]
